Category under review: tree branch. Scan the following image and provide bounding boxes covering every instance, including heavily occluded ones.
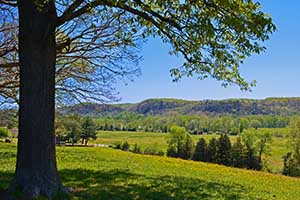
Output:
[0,0,17,7]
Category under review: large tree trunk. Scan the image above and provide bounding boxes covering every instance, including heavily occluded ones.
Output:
[9,1,62,198]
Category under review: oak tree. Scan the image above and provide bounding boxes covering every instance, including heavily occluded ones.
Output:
[0,0,275,198]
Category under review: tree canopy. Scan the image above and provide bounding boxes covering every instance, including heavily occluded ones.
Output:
[0,0,276,198]
[0,0,275,105]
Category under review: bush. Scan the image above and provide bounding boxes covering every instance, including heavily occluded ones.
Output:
[5,138,11,143]
[81,117,97,145]
[283,117,300,177]
[133,143,142,154]
[157,150,165,156]
[217,134,232,166]
[231,137,246,168]
[122,141,130,151]
[207,138,218,163]
[167,126,187,158]
[180,134,194,159]
[193,138,208,162]
[167,146,177,157]
[115,142,122,149]
[0,127,9,138]
[144,146,164,156]
[283,152,300,177]
[244,148,262,170]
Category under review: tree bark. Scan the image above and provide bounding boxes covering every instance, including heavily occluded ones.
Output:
[9,1,63,198]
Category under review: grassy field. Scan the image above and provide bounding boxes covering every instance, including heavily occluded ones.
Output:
[95,131,225,150]
[1,142,300,200]
[95,130,289,172]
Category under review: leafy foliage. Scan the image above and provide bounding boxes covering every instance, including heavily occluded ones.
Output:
[193,138,208,162]
[81,117,97,145]
[217,134,232,165]
[65,122,81,145]
[122,141,130,151]
[181,134,194,159]
[63,98,300,116]
[242,128,273,162]
[282,117,300,177]
[207,137,219,163]
[231,137,246,168]
[167,126,194,159]
[0,127,9,138]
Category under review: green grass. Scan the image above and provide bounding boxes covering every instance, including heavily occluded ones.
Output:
[95,130,289,172]
[95,131,223,150]
[95,131,168,150]
[1,142,300,200]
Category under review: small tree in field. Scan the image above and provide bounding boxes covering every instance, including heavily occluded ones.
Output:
[64,119,81,146]
[231,137,246,168]
[181,134,194,159]
[81,117,97,146]
[241,129,262,170]
[193,138,208,162]
[241,128,272,169]
[167,126,187,158]
[133,143,141,154]
[207,138,219,163]
[282,117,300,177]
[122,141,130,151]
[256,130,272,163]
[288,117,300,157]
[217,134,232,166]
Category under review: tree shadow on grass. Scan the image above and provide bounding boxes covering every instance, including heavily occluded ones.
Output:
[60,169,264,200]
[0,171,13,190]
[0,169,270,200]
[0,171,14,200]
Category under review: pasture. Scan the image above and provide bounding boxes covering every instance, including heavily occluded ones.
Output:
[0,142,300,200]
[95,130,289,172]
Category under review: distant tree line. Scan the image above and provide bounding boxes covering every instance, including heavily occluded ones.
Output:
[0,110,292,135]
[94,113,290,135]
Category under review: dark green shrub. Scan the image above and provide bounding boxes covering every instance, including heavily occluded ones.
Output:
[157,151,165,156]
[180,134,194,159]
[167,146,177,157]
[133,143,141,154]
[143,146,158,155]
[115,143,122,149]
[122,141,130,151]
[217,134,232,166]
[283,152,300,177]
[207,138,218,163]
[231,137,246,168]
[193,138,208,162]
[0,127,9,138]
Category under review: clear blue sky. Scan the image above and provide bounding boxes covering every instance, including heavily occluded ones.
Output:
[116,1,300,103]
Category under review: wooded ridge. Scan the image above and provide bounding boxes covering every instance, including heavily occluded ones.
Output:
[61,97,300,116]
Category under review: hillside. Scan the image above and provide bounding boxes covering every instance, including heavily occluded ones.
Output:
[61,97,300,116]
[1,143,300,200]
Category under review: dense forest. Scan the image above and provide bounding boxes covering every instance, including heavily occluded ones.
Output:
[62,97,300,116]
[2,98,300,135]
[90,114,290,135]
[54,97,300,134]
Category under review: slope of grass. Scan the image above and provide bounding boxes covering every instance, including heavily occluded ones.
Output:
[1,142,300,200]
[95,130,289,172]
